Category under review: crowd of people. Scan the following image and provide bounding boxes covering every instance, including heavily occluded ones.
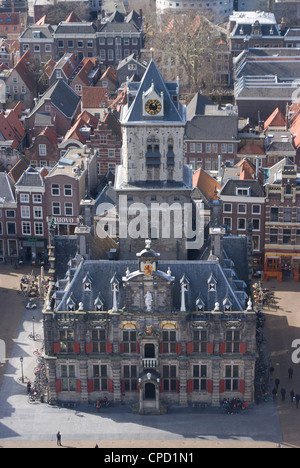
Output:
[271,366,300,407]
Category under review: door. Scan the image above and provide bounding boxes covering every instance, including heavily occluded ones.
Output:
[145,382,156,400]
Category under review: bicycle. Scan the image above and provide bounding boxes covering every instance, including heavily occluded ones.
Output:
[33,349,43,356]
[28,333,41,341]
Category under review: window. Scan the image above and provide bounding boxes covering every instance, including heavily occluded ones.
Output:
[192,330,208,353]
[45,44,52,52]
[197,143,202,153]
[283,208,292,223]
[77,40,83,48]
[20,194,29,203]
[7,222,16,235]
[108,49,114,61]
[0,222,2,235]
[34,222,43,236]
[107,38,113,45]
[60,330,74,353]
[87,40,93,48]
[163,365,177,392]
[92,364,107,391]
[22,221,31,236]
[39,144,46,156]
[34,206,42,219]
[123,365,137,392]
[6,210,15,218]
[108,149,115,158]
[61,364,76,391]
[252,205,261,215]
[223,203,232,213]
[122,330,137,353]
[221,143,227,153]
[58,40,64,48]
[237,218,246,230]
[190,143,195,153]
[75,84,82,93]
[162,330,176,353]
[64,184,72,197]
[91,329,106,353]
[51,184,60,196]
[21,206,30,219]
[236,188,249,196]
[270,207,279,222]
[252,219,260,231]
[225,365,239,391]
[270,228,278,244]
[52,202,60,215]
[205,143,211,153]
[238,204,246,214]
[99,37,105,45]
[252,235,260,251]
[283,229,292,245]
[192,365,207,392]
[33,194,42,204]
[67,40,74,48]
[226,330,240,353]
[100,135,107,145]
[8,239,17,256]
[223,217,232,230]
[65,203,73,216]
[228,144,234,153]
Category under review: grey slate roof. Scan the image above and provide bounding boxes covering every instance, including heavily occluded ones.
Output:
[0,173,15,203]
[28,80,81,120]
[55,22,97,35]
[121,59,186,124]
[186,93,215,121]
[237,60,300,79]
[15,166,45,188]
[20,24,54,39]
[219,179,265,198]
[185,115,238,141]
[55,257,248,313]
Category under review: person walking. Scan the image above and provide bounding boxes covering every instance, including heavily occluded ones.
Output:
[280,388,286,401]
[290,390,295,404]
[288,367,294,380]
[56,431,62,446]
[275,378,280,390]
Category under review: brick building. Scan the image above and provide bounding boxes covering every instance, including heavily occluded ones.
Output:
[15,166,48,264]
[264,160,300,282]
[0,172,18,262]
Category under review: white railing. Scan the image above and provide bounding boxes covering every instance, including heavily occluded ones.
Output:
[142,358,157,369]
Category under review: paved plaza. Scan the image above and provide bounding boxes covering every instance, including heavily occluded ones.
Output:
[0,264,298,449]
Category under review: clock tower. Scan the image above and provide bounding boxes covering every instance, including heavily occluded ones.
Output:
[115,59,193,260]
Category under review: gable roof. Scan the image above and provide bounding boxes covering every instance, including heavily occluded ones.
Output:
[28,80,81,120]
[121,59,185,124]
[264,107,286,131]
[13,50,36,92]
[82,87,110,108]
[192,168,220,202]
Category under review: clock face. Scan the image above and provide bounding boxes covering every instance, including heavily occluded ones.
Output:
[145,99,162,115]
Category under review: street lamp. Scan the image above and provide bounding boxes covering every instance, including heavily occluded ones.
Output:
[32,316,35,341]
[20,356,24,384]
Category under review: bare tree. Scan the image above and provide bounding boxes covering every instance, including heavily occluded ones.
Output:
[143,11,227,98]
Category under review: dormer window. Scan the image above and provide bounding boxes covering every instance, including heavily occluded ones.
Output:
[66,295,77,312]
[196,294,205,312]
[208,273,217,292]
[95,294,104,312]
[83,273,93,291]
[236,187,250,197]
[223,297,233,312]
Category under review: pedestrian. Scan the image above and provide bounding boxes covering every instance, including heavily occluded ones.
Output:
[288,367,294,380]
[272,387,277,401]
[280,388,286,401]
[56,431,62,446]
[290,390,295,404]
[96,400,101,413]
[275,378,280,389]
[296,394,300,409]
[27,381,31,395]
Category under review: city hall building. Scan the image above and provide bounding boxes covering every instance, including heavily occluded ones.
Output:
[43,60,257,412]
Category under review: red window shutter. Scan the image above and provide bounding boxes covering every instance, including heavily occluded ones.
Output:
[76,379,81,393]
[120,343,124,354]
[136,343,140,355]
[87,379,94,393]
[86,342,93,354]
[219,380,225,393]
[207,343,214,354]
[219,343,226,355]
[240,343,247,354]
[53,342,60,354]
[108,379,114,393]
[186,342,193,354]
[239,380,245,394]
[55,379,62,393]
[176,343,182,355]
[74,342,80,354]
[137,380,140,393]
[106,342,113,354]
[187,379,193,393]
[176,380,180,393]
[159,343,163,354]
[160,380,164,393]
[207,379,213,393]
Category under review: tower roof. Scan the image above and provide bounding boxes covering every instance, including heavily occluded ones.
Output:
[121,59,186,124]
